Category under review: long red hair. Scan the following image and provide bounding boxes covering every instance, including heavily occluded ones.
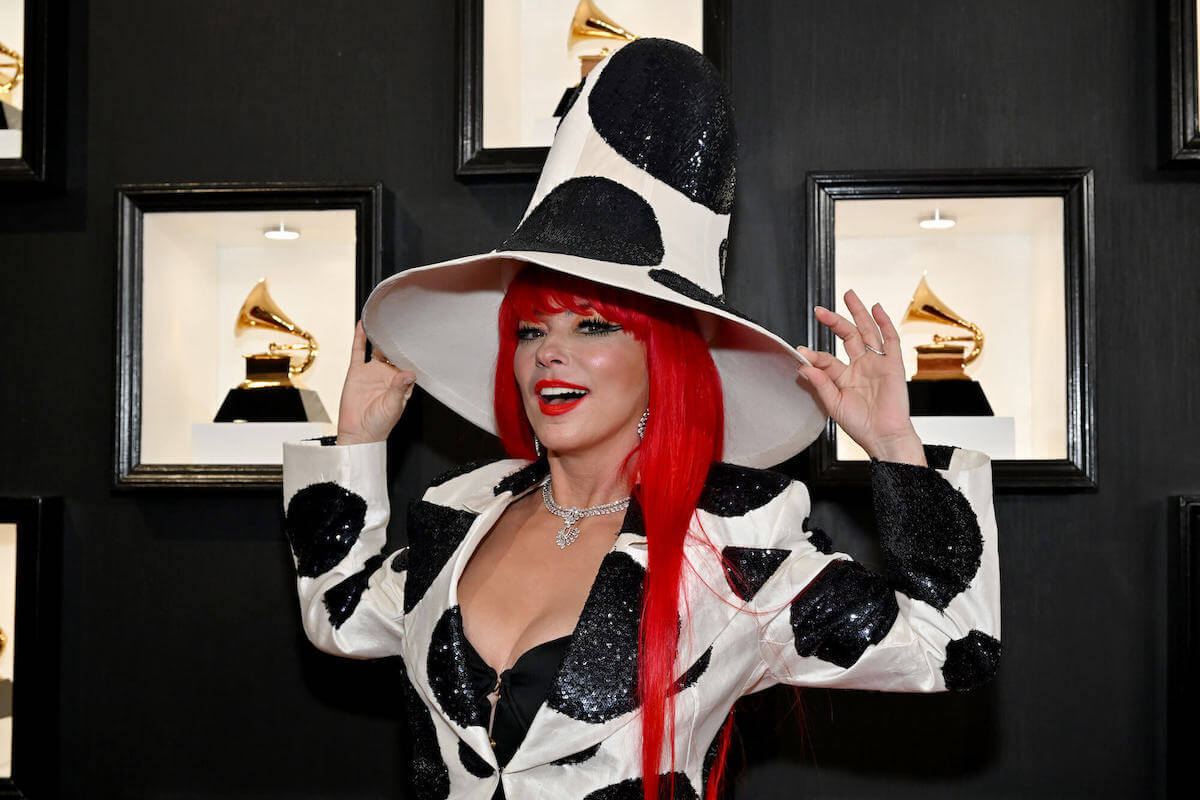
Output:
[494,265,732,799]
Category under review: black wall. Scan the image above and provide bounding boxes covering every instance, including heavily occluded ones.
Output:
[1,1,1194,797]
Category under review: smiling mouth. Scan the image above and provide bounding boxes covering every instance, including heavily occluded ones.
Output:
[535,381,589,415]
[539,387,589,403]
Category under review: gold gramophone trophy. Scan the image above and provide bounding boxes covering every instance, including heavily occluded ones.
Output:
[1,39,23,131]
[900,275,994,416]
[554,0,638,116]
[213,278,330,423]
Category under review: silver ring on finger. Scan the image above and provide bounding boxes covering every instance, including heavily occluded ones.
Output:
[863,344,886,356]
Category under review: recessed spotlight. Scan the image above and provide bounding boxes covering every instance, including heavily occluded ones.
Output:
[264,221,300,240]
[919,208,956,230]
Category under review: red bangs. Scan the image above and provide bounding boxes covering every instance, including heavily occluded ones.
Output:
[497,266,655,341]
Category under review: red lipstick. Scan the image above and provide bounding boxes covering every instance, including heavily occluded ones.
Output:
[535,379,589,416]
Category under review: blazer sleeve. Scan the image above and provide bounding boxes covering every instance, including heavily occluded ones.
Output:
[751,446,1000,693]
[282,438,407,659]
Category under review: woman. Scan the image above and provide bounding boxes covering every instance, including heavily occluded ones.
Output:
[283,39,999,800]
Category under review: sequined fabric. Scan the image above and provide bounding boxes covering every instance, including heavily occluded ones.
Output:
[284,482,368,578]
[718,238,728,280]
[802,519,834,555]
[458,739,495,778]
[942,629,1002,692]
[698,463,791,517]
[400,678,451,800]
[923,443,956,470]
[648,269,757,324]
[721,546,790,601]
[322,554,385,628]
[673,646,712,693]
[582,773,698,800]
[789,560,900,669]
[588,39,735,215]
[550,743,601,766]
[430,457,501,488]
[391,547,409,573]
[621,495,645,536]
[493,459,549,497]
[428,606,487,728]
[546,551,645,723]
[870,459,983,610]
[404,500,479,614]
[501,177,664,266]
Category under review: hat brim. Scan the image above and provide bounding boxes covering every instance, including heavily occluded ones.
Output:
[362,251,827,469]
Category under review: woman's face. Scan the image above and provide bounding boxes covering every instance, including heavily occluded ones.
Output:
[512,307,649,459]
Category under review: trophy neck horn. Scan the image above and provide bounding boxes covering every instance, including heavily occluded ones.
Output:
[568,0,638,52]
[235,278,319,375]
[902,275,984,364]
[0,40,24,95]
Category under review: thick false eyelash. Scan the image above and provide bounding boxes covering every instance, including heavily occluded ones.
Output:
[577,319,623,335]
[516,325,544,340]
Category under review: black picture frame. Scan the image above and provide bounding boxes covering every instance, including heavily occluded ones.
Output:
[1166,0,1200,163]
[114,182,384,489]
[806,168,1097,490]
[0,497,62,799]
[456,0,731,177]
[1168,496,1199,798]
[0,0,65,189]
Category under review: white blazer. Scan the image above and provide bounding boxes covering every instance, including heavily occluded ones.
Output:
[282,441,1000,800]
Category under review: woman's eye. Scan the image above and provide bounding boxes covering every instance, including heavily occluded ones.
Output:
[516,326,544,340]
[577,318,622,335]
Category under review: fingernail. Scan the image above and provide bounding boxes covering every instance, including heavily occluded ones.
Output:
[402,376,415,386]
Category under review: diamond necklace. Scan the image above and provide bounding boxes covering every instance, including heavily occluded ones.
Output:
[540,475,631,549]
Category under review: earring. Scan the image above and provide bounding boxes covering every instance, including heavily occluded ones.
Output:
[533,434,543,457]
[637,409,649,440]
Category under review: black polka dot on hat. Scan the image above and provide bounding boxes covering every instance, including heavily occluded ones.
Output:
[721,546,790,601]
[648,269,759,325]
[285,482,368,578]
[404,501,479,614]
[547,551,645,723]
[942,630,1001,692]
[501,176,664,266]
[698,463,791,517]
[582,773,698,800]
[322,554,385,629]
[588,38,735,215]
[790,560,899,669]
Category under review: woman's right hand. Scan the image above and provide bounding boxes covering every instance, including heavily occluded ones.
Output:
[336,321,416,445]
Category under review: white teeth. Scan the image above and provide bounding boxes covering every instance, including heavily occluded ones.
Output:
[540,387,588,400]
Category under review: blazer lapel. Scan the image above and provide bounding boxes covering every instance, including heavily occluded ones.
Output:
[403,460,550,770]
[505,500,650,772]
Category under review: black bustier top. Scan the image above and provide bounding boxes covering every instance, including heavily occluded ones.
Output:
[462,633,574,769]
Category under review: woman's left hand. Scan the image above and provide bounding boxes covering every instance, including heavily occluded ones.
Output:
[796,289,926,466]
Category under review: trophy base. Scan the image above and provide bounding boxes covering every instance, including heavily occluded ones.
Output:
[907,380,994,416]
[213,386,331,423]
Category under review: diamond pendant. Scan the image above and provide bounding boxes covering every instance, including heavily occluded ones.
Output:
[555,523,581,549]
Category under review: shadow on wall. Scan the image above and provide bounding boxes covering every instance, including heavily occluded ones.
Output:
[733,683,1000,783]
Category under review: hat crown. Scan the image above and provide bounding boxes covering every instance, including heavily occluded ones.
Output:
[503,38,736,299]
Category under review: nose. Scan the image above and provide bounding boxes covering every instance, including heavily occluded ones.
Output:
[534,328,568,368]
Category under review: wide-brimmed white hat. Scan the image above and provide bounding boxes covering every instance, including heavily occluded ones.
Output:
[363,39,825,468]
